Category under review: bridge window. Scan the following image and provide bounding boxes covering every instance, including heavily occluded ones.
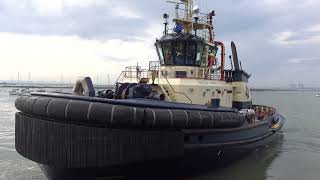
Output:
[186,42,196,65]
[162,42,174,65]
[156,44,164,64]
[174,42,185,65]
[159,40,204,67]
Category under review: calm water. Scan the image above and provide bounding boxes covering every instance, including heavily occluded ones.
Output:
[0,87,320,180]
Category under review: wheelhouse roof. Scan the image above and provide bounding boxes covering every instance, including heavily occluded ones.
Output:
[157,33,205,43]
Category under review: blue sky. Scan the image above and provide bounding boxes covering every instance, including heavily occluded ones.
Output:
[0,0,320,87]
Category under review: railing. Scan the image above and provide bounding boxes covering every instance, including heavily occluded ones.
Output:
[224,70,234,82]
[149,61,161,71]
[253,105,276,120]
[160,71,192,104]
[123,66,149,79]
[114,66,150,85]
[210,71,220,80]
[114,71,124,85]
[175,7,208,23]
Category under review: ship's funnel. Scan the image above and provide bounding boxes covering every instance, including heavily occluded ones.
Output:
[231,41,241,71]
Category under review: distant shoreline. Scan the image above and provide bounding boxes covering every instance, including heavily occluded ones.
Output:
[0,84,114,89]
[251,88,320,92]
[1,83,319,92]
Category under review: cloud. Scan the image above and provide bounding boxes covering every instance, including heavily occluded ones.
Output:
[0,0,320,87]
[272,25,320,45]
[306,24,320,32]
[0,32,157,82]
[259,0,289,6]
[288,57,320,64]
[0,0,144,39]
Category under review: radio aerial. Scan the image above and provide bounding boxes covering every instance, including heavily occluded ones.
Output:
[193,5,200,14]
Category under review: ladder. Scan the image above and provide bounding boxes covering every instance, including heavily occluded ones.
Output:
[161,85,177,101]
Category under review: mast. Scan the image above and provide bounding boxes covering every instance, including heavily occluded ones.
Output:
[107,74,110,86]
[28,72,31,86]
[18,72,20,87]
[170,0,214,41]
[183,0,192,20]
[181,0,192,33]
[60,73,63,90]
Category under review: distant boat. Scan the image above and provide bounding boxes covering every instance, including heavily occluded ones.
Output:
[9,88,19,95]
[9,88,31,96]
[20,88,32,94]
[52,89,62,93]
[36,88,46,92]
[14,88,33,96]
[316,94,320,97]
[9,72,21,95]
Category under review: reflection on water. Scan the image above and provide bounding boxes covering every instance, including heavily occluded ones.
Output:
[0,89,46,180]
[1,89,320,179]
[183,135,284,180]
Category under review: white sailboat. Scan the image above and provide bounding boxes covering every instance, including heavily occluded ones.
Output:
[9,88,19,95]
[9,72,20,96]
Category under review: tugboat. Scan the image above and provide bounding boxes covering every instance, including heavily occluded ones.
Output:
[14,0,285,179]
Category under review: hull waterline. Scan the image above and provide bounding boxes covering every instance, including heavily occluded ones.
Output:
[40,131,284,180]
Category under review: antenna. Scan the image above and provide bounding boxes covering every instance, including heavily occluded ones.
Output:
[163,13,169,34]
[18,72,20,86]
[108,74,110,86]
[193,5,200,14]
[60,73,63,86]
[96,73,99,87]
[28,72,31,85]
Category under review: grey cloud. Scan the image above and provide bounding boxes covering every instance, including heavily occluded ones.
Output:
[0,1,150,40]
[1,0,320,86]
[100,55,132,62]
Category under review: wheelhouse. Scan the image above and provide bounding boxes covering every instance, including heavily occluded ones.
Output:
[155,33,218,67]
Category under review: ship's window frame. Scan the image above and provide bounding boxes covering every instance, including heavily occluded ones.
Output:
[156,43,165,64]
[175,71,187,78]
[196,42,205,66]
[185,41,197,66]
[209,46,219,57]
[161,42,174,65]
[173,41,186,65]
[159,39,205,67]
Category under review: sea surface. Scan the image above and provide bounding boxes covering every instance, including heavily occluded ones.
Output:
[0,87,320,180]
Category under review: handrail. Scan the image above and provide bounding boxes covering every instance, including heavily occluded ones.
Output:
[160,71,192,104]
[114,71,124,86]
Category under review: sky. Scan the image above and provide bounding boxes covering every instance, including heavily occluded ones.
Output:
[0,0,320,87]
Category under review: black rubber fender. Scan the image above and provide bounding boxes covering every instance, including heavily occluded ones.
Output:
[47,98,70,121]
[16,95,245,129]
[32,97,53,117]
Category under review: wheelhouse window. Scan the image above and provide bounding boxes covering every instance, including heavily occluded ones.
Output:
[186,42,196,65]
[162,42,174,65]
[173,42,185,65]
[158,40,205,67]
[156,44,164,64]
[209,46,218,57]
[197,43,205,66]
